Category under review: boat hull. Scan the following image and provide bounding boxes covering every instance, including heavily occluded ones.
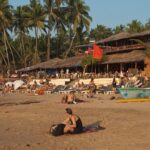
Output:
[118,88,150,99]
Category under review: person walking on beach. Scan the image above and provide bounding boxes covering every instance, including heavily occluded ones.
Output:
[63,108,83,134]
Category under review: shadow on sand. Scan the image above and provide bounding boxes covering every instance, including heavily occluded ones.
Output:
[83,121,105,133]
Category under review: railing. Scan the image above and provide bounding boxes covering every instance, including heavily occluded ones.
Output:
[104,42,150,54]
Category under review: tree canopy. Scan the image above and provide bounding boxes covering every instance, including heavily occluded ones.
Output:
[0,0,150,74]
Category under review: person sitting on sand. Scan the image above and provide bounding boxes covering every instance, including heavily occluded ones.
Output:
[61,91,76,104]
[67,91,76,104]
[63,108,83,134]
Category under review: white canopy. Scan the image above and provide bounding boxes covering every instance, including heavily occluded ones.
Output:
[13,80,24,90]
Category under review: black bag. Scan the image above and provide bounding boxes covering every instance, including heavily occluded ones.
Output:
[50,124,65,136]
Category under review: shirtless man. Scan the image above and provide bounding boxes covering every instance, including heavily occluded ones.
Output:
[67,91,76,104]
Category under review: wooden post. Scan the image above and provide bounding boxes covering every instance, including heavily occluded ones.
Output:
[135,62,137,69]
[106,64,109,73]
[98,64,99,73]
[91,58,93,73]
[120,63,123,72]
[95,64,97,74]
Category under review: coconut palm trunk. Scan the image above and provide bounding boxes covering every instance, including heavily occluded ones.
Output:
[47,23,51,60]
[5,35,16,70]
[35,27,38,64]
[3,28,10,70]
[0,50,8,67]
[64,32,76,59]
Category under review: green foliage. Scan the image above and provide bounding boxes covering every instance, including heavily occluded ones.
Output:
[113,24,125,34]
[126,20,144,33]
[81,53,107,68]
[90,25,113,41]
[81,54,92,67]
[145,19,150,30]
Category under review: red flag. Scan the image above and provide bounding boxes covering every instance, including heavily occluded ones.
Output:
[93,44,103,60]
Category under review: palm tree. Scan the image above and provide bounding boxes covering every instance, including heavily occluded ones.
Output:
[113,24,125,34]
[0,0,13,70]
[127,20,144,33]
[43,0,66,60]
[64,0,92,58]
[90,25,113,41]
[13,6,30,67]
[0,45,8,68]
[24,0,46,64]
[145,18,150,30]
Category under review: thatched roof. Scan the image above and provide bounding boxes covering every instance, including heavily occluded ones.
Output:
[75,30,150,48]
[97,32,131,44]
[17,58,62,72]
[56,55,84,68]
[39,58,62,69]
[130,30,150,38]
[17,64,38,72]
[36,55,84,69]
[102,50,146,64]
[98,30,150,44]
[75,43,93,48]
[17,56,84,72]
[17,50,146,72]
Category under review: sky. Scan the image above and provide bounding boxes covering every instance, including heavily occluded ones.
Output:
[9,0,150,29]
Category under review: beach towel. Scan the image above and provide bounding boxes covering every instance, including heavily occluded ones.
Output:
[82,121,105,133]
[64,122,105,136]
[60,99,89,105]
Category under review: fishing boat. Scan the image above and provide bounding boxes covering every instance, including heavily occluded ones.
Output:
[118,88,150,99]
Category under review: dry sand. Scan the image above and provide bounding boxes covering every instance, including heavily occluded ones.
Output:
[0,93,150,150]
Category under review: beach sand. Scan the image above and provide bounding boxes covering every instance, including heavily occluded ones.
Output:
[0,93,150,150]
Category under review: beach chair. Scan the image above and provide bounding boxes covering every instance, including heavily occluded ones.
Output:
[99,85,114,94]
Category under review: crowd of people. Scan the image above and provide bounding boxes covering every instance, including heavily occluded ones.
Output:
[0,69,150,97]
[5,68,144,80]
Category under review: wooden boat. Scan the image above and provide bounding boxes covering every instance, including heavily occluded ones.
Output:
[118,88,150,99]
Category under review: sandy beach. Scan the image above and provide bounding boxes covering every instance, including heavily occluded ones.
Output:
[0,93,150,150]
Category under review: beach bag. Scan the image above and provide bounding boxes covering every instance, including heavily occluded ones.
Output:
[50,124,65,136]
